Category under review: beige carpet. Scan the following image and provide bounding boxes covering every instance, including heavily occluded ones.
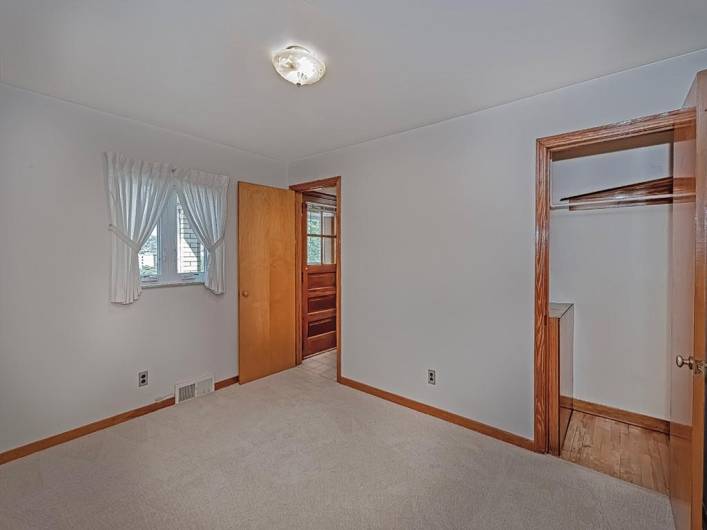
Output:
[0,364,674,529]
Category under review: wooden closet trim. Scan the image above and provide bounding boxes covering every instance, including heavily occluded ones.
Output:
[534,107,695,453]
[290,176,342,381]
[571,398,670,435]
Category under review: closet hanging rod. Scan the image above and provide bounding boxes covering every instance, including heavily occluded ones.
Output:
[550,192,696,210]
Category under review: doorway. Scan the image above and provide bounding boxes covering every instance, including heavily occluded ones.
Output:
[534,83,706,527]
[291,177,341,382]
[237,177,340,385]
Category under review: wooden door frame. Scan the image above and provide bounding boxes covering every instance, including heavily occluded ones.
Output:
[533,108,695,453]
[290,176,342,382]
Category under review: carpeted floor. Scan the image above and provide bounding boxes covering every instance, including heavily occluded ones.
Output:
[0,365,674,529]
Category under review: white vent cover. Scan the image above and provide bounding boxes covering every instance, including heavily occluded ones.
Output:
[176,382,195,403]
[175,374,214,404]
[195,375,214,397]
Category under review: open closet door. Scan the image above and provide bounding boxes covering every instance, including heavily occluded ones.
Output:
[238,182,296,384]
[670,71,706,530]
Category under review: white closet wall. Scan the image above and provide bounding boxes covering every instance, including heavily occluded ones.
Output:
[550,146,671,419]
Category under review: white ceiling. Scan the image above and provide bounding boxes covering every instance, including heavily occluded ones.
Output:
[2,1,707,161]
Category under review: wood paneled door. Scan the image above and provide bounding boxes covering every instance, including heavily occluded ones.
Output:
[302,200,337,357]
[238,182,296,384]
[670,71,706,530]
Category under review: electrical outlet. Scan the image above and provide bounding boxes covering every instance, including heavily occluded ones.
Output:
[427,369,436,385]
[138,370,148,387]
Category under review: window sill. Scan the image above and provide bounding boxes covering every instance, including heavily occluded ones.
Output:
[141,280,204,289]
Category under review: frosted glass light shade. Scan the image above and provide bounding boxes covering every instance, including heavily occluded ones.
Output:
[272,46,326,86]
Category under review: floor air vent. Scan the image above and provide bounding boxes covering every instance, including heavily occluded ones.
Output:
[176,382,196,403]
[175,375,214,404]
[195,375,214,397]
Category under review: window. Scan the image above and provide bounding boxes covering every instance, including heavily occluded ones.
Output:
[307,204,336,265]
[177,200,205,275]
[138,225,160,279]
[139,194,205,285]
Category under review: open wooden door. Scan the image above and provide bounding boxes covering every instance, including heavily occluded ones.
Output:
[238,182,296,384]
[670,71,706,530]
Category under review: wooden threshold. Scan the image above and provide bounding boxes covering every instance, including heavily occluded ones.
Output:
[571,398,669,435]
[304,347,337,359]
[339,377,534,451]
[0,375,239,466]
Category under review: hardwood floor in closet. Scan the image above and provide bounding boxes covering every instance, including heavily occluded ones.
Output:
[561,411,669,494]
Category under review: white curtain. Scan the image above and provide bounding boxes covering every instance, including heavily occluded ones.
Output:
[175,169,229,294]
[104,152,173,304]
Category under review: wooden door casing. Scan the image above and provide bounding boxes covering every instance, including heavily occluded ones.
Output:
[536,73,707,527]
[238,182,296,384]
[534,106,695,454]
[291,177,342,380]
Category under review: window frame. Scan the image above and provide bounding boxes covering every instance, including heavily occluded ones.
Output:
[140,194,206,288]
[306,203,337,266]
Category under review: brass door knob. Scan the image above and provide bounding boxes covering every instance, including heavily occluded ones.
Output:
[676,355,695,370]
[241,290,249,298]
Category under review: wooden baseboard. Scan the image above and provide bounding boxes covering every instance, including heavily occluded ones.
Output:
[339,377,534,451]
[559,395,574,410]
[214,376,239,390]
[572,398,669,435]
[0,375,239,466]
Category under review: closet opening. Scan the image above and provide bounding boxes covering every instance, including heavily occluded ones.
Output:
[551,130,675,493]
[534,101,705,512]
[291,177,341,382]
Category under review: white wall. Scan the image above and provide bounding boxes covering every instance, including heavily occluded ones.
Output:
[0,83,287,452]
[550,206,670,419]
[550,148,671,420]
[288,49,707,439]
[550,144,671,203]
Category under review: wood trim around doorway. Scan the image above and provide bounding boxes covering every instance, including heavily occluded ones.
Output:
[533,107,695,453]
[290,176,342,382]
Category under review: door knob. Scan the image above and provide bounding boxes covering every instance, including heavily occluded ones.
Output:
[241,290,249,298]
[676,354,695,370]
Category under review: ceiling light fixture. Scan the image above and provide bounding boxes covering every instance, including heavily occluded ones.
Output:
[272,45,326,87]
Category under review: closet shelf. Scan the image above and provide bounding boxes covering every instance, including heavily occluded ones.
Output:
[551,176,694,211]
